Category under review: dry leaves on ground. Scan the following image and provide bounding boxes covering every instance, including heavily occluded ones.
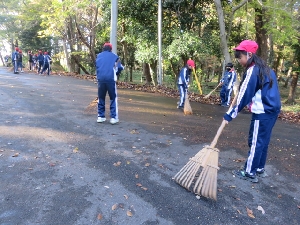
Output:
[48,71,300,124]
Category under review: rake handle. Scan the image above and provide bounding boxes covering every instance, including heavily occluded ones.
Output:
[210,120,227,148]
[209,93,239,148]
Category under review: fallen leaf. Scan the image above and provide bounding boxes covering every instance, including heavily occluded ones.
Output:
[135,150,142,154]
[297,205,300,209]
[97,213,103,220]
[257,206,265,214]
[124,194,129,200]
[237,209,242,214]
[218,188,222,192]
[12,153,19,157]
[246,207,255,218]
[127,210,133,217]
[229,185,236,188]
[73,147,79,153]
[136,183,142,187]
[135,174,139,179]
[112,204,118,210]
[113,161,121,166]
[127,161,130,164]
[278,194,282,198]
[141,187,148,191]
[145,163,150,167]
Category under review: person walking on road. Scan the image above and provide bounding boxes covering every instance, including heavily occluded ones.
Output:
[17,49,24,73]
[37,50,44,74]
[177,59,194,109]
[28,51,34,71]
[223,40,281,183]
[12,47,19,74]
[96,42,124,125]
[220,62,236,107]
[40,52,52,75]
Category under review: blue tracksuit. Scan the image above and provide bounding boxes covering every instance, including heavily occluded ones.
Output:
[96,50,123,119]
[224,64,281,175]
[11,51,19,73]
[41,55,51,75]
[177,66,191,107]
[220,69,236,106]
[37,53,44,73]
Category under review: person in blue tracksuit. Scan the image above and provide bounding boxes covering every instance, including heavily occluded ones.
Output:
[12,47,19,74]
[96,42,124,125]
[177,59,195,109]
[37,51,44,74]
[40,52,51,75]
[17,50,24,73]
[220,62,236,107]
[224,40,281,183]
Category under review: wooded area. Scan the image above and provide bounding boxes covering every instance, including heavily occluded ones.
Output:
[0,0,299,103]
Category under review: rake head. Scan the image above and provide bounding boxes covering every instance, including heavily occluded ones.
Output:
[173,146,219,200]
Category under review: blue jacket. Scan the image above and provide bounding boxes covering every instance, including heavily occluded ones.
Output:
[177,66,191,88]
[221,69,236,90]
[37,54,44,62]
[96,50,123,82]
[224,65,281,121]
[11,51,18,62]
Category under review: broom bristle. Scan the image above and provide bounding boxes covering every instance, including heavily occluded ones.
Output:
[183,93,192,115]
[193,147,219,200]
[173,147,214,191]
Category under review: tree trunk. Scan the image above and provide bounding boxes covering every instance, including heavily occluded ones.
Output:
[170,60,180,88]
[255,5,268,62]
[213,0,232,64]
[66,17,76,73]
[284,67,293,88]
[143,63,152,84]
[285,71,298,104]
[149,62,158,86]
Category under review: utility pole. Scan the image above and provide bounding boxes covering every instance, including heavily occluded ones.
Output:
[157,0,162,85]
[110,0,118,54]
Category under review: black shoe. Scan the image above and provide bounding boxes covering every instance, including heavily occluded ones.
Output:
[232,170,258,183]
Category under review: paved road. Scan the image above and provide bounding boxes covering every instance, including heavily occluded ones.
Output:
[0,68,299,225]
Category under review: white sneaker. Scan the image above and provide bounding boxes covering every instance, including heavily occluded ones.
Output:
[110,118,119,124]
[97,117,106,123]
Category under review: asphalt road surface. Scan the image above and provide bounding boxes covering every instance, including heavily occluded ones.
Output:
[0,67,299,225]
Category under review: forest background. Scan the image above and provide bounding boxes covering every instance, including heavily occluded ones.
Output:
[0,0,299,115]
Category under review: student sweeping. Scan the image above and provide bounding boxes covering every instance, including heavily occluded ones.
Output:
[96,42,124,125]
[177,59,195,109]
[223,40,281,183]
[220,62,236,107]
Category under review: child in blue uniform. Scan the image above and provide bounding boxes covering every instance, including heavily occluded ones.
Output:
[224,40,281,183]
[12,47,19,74]
[220,63,236,107]
[177,59,195,109]
[96,43,124,125]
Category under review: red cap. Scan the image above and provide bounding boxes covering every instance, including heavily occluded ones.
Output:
[187,59,195,68]
[234,40,258,53]
[19,50,22,53]
[15,47,19,51]
[44,52,48,55]
[103,42,112,49]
